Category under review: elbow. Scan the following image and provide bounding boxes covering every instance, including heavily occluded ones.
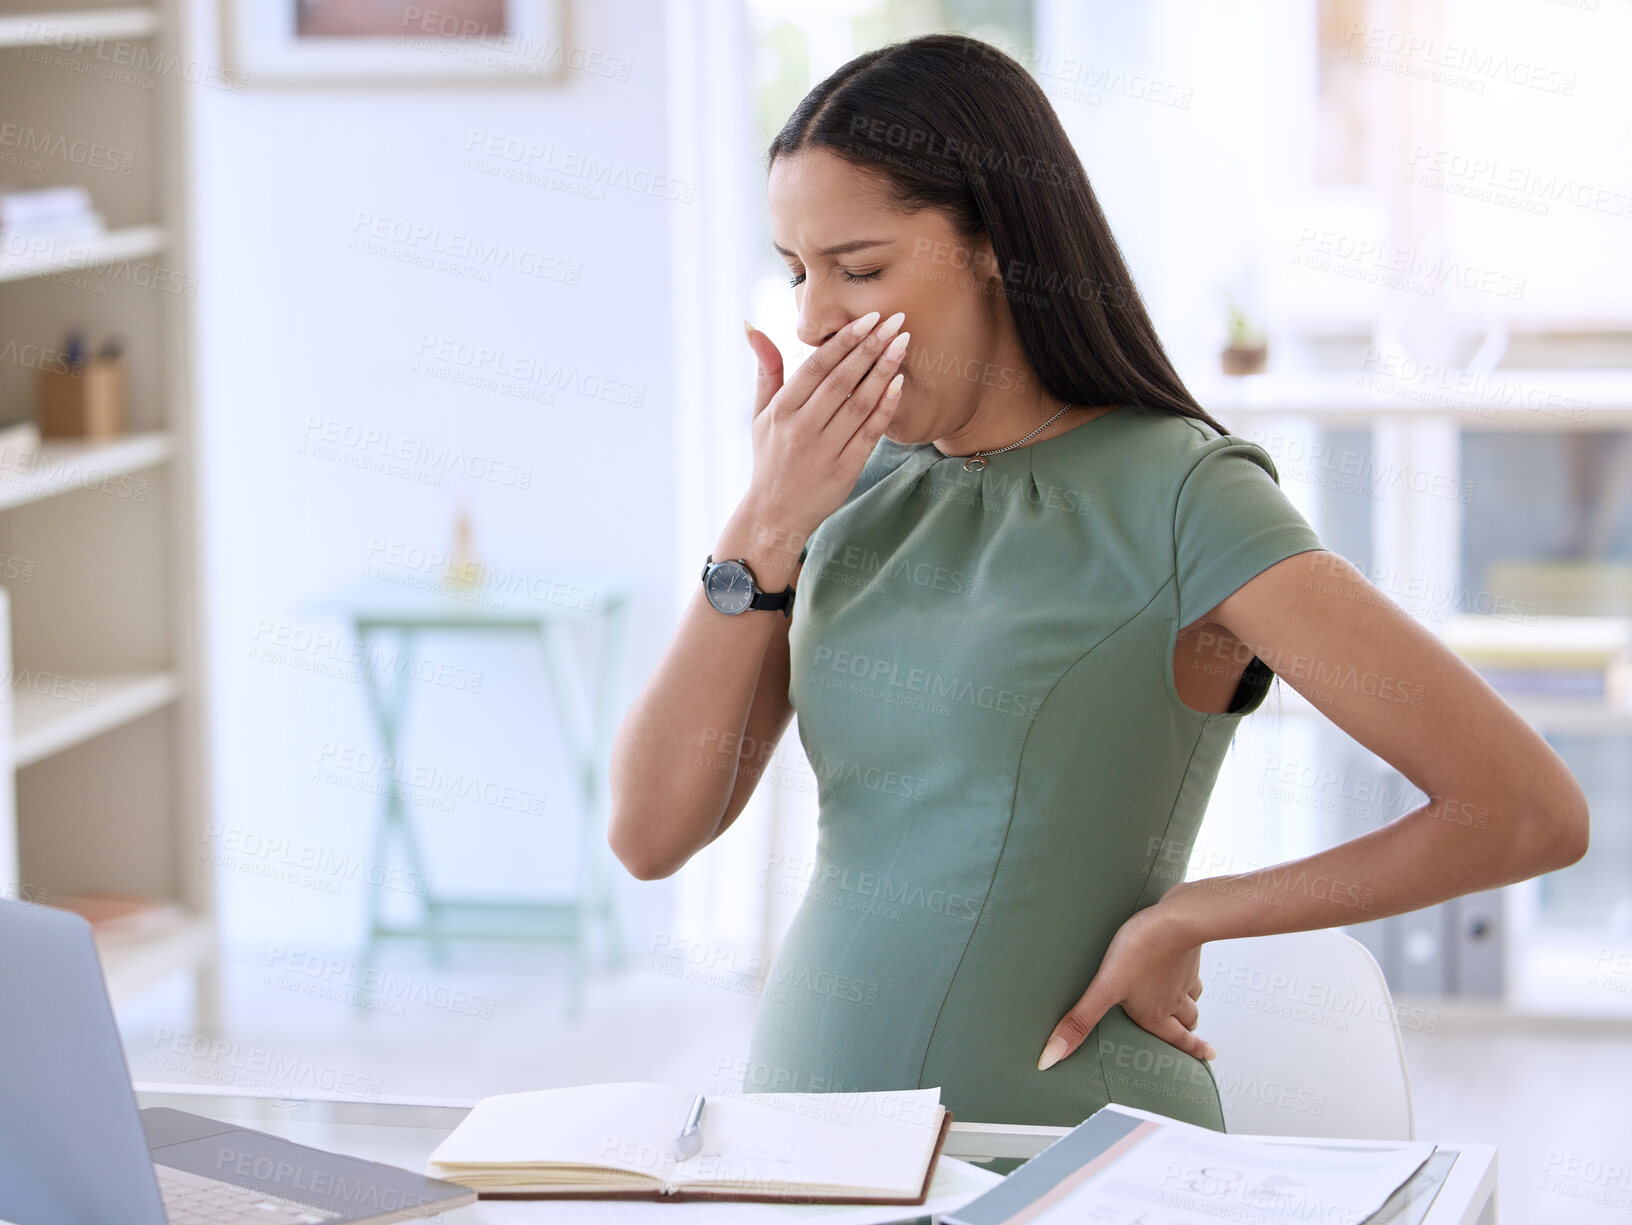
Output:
[1527,783,1591,875]
[607,815,680,882]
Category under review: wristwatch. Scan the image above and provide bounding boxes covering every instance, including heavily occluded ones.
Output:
[701,553,796,617]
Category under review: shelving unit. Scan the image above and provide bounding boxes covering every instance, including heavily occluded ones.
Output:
[0,6,157,45]
[0,224,166,283]
[0,3,214,1025]
[13,669,180,768]
[1192,368,1632,428]
[0,430,172,510]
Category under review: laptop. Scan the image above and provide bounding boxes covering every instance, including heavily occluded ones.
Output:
[0,897,478,1224]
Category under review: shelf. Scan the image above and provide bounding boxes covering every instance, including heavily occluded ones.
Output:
[1188,368,1632,429]
[12,670,180,768]
[1502,697,1632,736]
[98,914,214,1009]
[0,224,166,284]
[0,8,158,49]
[0,430,172,512]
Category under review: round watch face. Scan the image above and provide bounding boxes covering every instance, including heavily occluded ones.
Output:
[706,561,755,613]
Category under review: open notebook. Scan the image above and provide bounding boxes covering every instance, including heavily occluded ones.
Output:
[425,1081,953,1204]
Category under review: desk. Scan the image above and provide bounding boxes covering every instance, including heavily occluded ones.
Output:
[132,1085,1498,1224]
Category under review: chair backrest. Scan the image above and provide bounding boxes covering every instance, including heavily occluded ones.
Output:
[1196,928,1415,1140]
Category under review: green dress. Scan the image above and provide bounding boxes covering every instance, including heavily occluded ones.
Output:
[744,401,1327,1132]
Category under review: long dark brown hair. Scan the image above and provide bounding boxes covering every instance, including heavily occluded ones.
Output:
[767,32,1229,436]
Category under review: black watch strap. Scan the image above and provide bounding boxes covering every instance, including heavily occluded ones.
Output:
[749,586,796,617]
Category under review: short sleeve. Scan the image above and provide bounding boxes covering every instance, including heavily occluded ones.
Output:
[1173,437,1325,628]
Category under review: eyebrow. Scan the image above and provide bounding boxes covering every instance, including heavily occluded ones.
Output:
[771,238,894,258]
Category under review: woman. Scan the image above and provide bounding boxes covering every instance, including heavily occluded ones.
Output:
[607,33,1588,1134]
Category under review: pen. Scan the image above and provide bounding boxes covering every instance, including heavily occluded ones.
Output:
[672,1094,705,1161]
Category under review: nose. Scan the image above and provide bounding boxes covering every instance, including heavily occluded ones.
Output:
[793,277,856,350]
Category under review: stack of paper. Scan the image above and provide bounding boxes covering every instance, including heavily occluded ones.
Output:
[944,1104,1437,1225]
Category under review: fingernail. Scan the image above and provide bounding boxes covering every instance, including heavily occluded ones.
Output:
[1202,1044,1217,1060]
[850,311,881,336]
[1036,1035,1069,1071]
[878,311,906,340]
[744,319,754,340]
[885,331,910,360]
[885,372,904,400]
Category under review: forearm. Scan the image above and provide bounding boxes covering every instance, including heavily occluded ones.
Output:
[607,495,805,879]
[1162,793,1585,946]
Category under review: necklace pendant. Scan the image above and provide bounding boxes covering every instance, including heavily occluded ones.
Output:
[963,455,987,472]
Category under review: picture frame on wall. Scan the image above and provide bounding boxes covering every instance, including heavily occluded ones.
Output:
[220,0,573,87]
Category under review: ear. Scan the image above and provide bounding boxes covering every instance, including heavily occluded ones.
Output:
[970,232,1001,287]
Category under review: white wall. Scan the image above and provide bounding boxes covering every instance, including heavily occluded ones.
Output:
[180,0,683,951]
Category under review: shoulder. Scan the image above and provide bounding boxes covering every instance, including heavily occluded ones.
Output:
[1117,403,1281,488]
[1033,403,1282,517]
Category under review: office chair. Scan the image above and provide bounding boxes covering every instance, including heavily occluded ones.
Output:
[1195,927,1416,1140]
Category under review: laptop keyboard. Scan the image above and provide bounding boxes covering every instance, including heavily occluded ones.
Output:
[157,1164,341,1224]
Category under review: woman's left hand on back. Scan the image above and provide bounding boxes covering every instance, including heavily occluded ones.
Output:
[1035,882,1214,1071]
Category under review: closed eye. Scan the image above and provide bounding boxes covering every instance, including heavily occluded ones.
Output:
[787,268,884,287]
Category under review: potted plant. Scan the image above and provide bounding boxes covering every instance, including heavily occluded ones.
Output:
[1221,298,1268,376]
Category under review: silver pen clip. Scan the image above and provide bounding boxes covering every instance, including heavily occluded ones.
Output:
[672,1093,705,1162]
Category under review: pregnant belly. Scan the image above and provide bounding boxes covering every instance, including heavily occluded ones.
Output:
[743,880,983,1096]
[741,890,1224,1132]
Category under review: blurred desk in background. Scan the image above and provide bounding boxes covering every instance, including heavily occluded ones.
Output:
[314,565,633,1021]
